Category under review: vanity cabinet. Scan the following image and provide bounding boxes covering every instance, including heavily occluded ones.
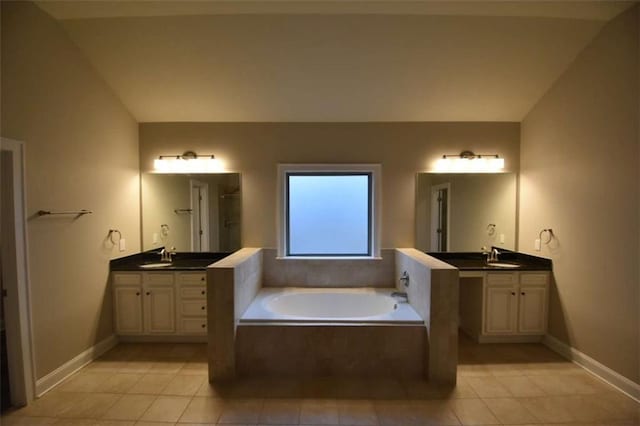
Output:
[461,271,549,342]
[112,271,207,339]
[114,286,143,334]
[176,272,208,334]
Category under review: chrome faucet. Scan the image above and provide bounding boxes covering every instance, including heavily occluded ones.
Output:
[488,248,500,263]
[391,291,409,303]
[159,247,176,262]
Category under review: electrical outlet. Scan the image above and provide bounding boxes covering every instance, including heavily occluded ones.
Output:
[499,233,505,244]
[534,239,541,251]
[153,233,159,244]
[119,238,126,252]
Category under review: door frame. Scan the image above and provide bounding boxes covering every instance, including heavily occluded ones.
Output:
[430,182,451,252]
[0,138,36,406]
[189,179,209,252]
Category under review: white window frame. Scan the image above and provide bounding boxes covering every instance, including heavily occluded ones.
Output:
[277,164,381,259]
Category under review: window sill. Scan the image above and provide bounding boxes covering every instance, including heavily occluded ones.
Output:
[276,256,383,261]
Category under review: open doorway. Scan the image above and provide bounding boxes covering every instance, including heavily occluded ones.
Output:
[1,138,35,408]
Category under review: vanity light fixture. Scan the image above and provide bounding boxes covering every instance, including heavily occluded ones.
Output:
[153,151,224,173]
[434,150,504,173]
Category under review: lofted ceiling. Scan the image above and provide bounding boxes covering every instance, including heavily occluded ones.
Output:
[36,1,636,122]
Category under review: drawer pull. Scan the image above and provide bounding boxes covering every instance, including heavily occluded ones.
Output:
[201,277,205,281]
[201,324,206,328]
[511,292,515,296]
[136,292,140,296]
[201,306,205,310]
[146,292,150,296]
[521,292,525,296]
[201,290,205,295]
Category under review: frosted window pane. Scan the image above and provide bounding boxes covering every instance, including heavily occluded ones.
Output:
[288,174,370,255]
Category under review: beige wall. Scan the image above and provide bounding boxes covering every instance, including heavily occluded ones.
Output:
[1,1,139,379]
[519,6,639,383]
[140,122,520,249]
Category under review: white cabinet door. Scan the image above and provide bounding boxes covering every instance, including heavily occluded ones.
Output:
[518,285,547,334]
[485,285,518,334]
[144,286,176,333]
[114,286,143,334]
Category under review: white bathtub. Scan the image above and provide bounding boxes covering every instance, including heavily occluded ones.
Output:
[240,287,423,324]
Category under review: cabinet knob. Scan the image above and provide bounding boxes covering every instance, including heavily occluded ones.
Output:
[521,292,525,296]
[201,290,205,295]
[201,324,206,328]
[201,277,205,281]
[201,306,205,310]
[136,292,140,296]
[511,292,516,296]
[146,292,150,296]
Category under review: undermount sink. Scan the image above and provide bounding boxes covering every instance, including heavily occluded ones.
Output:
[487,262,520,268]
[139,262,172,269]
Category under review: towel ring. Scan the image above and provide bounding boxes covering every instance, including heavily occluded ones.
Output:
[539,228,554,244]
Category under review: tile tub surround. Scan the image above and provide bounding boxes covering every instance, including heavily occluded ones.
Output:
[396,248,460,385]
[209,247,459,384]
[262,248,395,287]
[207,248,263,381]
[235,324,427,378]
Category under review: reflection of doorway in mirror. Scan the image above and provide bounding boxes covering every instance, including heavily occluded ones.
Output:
[190,180,210,251]
[219,183,241,252]
[430,183,450,252]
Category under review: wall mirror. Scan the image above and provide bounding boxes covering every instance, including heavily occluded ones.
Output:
[141,173,241,252]
[415,173,516,252]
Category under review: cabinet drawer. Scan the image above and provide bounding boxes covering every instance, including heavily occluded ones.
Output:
[177,272,206,285]
[181,285,206,298]
[180,300,207,316]
[144,273,174,285]
[520,273,548,286]
[113,273,142,286]
[181,318,208,334]
[486,273,517,285]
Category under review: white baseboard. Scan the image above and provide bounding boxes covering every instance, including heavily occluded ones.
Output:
[543,334,640,402]
[477,335,542,344]
[118,335,207,343]
[35,334,118,397]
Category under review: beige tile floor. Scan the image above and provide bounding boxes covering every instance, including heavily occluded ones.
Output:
[3,334,639,425]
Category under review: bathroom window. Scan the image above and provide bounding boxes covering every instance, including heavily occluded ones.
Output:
[278,164,381,258]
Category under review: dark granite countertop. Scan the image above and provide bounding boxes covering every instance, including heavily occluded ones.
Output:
[427,248,552,271]
[110,250,234,271]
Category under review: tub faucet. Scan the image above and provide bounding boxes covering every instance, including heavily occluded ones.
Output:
[391,291,409,303]
[399,271,410,287]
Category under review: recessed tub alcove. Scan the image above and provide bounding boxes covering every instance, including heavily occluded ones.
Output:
[207,248,459,384]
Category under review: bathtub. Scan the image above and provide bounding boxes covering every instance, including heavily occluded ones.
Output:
[236,287,426,377]
[240,287,423,324]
